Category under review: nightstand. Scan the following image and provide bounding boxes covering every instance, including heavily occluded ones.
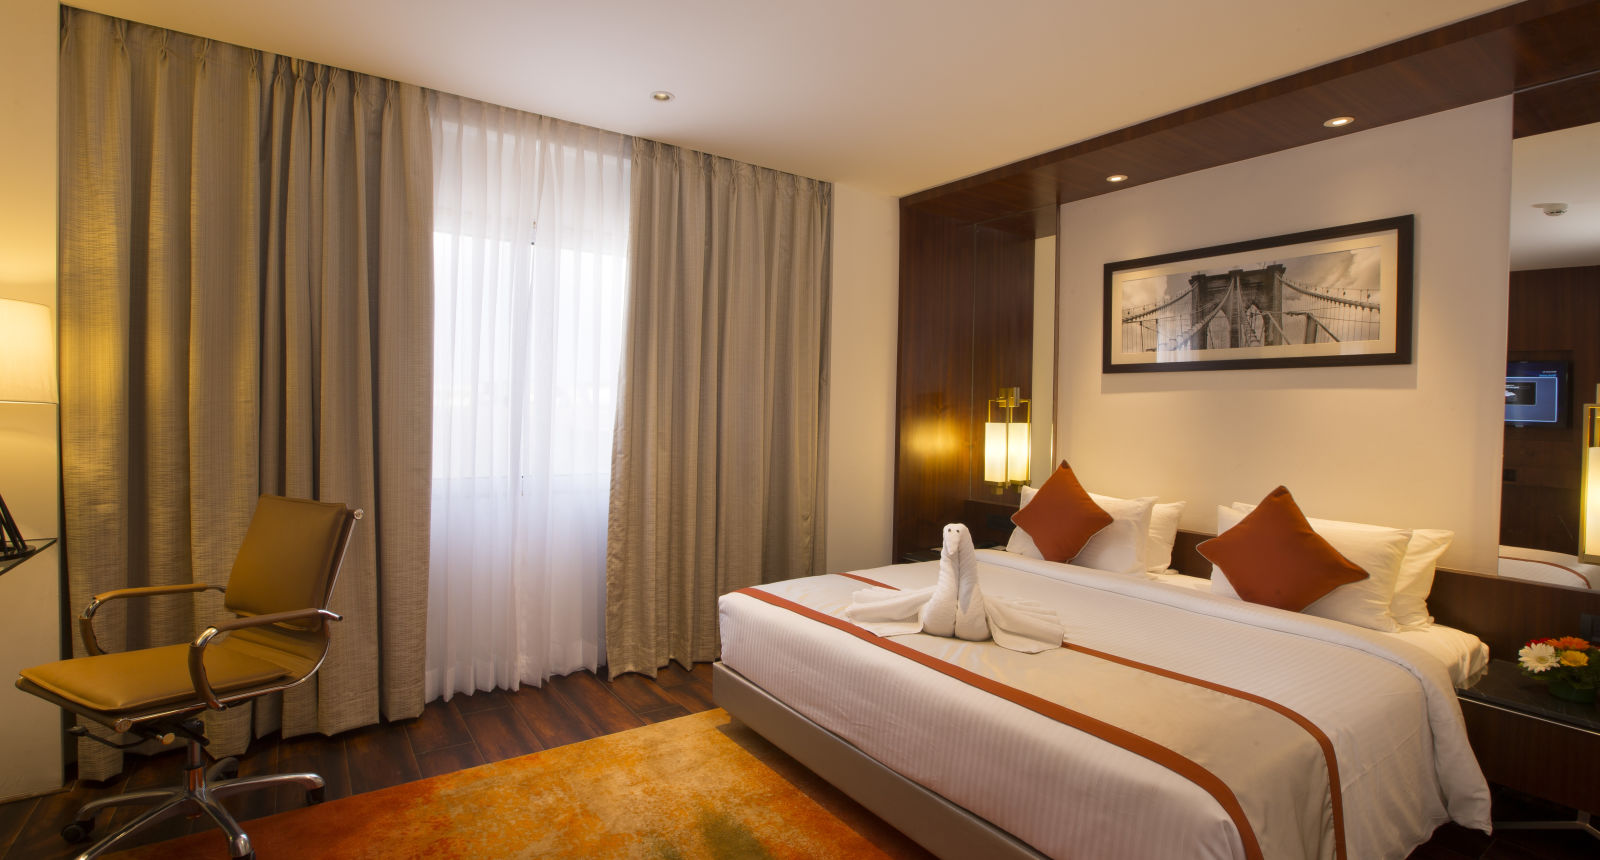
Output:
[1456,659,1600,837]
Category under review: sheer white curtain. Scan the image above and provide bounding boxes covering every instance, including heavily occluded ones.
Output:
[426,93,630,700]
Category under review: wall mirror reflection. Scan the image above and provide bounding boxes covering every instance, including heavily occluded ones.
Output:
[1499,110,1600,589]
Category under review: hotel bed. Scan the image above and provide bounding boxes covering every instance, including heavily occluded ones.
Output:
[716,550,1493,860]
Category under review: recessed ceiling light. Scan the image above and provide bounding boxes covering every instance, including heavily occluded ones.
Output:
[1106,174,1128,183]
[650,91,674,102]
[1323,116,1355,128]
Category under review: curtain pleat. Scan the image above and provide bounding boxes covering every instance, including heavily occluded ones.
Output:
[57,8,432,779]
[605,140,831,677]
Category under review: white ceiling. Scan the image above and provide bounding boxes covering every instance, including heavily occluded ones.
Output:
[1510,122,1600,272]
[72,0,1515,196]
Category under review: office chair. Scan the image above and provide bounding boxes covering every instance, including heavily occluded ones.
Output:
[16,495,361,860]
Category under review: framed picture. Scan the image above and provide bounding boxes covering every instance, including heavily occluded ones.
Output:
[1103,215,1414,373]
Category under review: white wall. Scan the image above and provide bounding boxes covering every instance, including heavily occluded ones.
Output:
[0,0,65,800]
[825,184,899,572]
[1057,98,1512,573]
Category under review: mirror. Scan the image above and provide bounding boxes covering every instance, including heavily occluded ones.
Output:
[1498,116,1600,579]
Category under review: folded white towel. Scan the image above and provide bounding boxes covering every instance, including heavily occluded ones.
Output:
[844,584,936,636]
[843,522,1066,654]
[920,523,989,641]
[985,596,1067,654]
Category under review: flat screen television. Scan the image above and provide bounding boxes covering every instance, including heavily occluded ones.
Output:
[1505,360,1569,427]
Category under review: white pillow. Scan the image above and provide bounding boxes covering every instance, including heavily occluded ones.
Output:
[1091,494,1186,574]
[1005,486,1044,557]
[1074,494,1157,575]
[1212,505,1410,632]
[1231,502,1451,631]
[1009,486,1155,575]
[1392,530,1453,629]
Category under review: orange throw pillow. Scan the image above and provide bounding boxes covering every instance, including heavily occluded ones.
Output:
[1197,486,1368,611]
[1010,462,1114,562]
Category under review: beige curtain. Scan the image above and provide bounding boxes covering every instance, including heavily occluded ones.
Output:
[605,139,831,677]
[58,9,432,779]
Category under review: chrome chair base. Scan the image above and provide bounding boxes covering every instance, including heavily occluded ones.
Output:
[65,739,325,860]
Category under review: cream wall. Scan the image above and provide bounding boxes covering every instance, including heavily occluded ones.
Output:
[0,0,66,800]
[1056,98,1512,574]
[824,184,899,573]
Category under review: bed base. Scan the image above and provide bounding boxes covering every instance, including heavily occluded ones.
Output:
[712,661,1048,860]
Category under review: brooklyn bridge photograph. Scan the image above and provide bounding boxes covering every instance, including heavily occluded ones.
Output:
[1104,216,1412,372]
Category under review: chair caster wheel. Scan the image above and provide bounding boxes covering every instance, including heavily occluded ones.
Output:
[61,820,94,844]
[306,787,325,805]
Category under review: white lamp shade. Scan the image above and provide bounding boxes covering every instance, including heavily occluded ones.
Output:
[984,421,1031,484]
[1006,422,1029,483]
[984,422,1007,483]
[0,299,57,403]
[1585,449,1600,560]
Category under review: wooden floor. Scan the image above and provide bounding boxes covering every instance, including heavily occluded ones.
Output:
[0,660,1594,860]
[0,662,716,859]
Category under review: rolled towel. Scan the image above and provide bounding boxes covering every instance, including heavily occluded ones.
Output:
[921,523,989,641]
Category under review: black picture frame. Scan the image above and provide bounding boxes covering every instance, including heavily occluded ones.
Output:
[1103,215,1415,373]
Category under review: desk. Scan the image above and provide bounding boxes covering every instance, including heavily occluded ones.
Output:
[0,538,56,577]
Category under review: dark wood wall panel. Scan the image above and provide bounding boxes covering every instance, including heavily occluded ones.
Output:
[967,227,1035,504]
[893,214,1036,557]
[893,208,977,557]
[1430,568,1600,657]
[1500,265,1600,553]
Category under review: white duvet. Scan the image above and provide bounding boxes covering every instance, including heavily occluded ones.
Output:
[718,550,1492,860]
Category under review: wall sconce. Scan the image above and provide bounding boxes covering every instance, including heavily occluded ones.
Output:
[984,386,1030,493]
[1582,386,1600,564]
[0,298,58,559]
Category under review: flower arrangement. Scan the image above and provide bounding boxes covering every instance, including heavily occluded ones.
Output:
[1517,635,1599,703]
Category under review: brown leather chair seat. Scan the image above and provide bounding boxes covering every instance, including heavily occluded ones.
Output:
[22,642,290,713]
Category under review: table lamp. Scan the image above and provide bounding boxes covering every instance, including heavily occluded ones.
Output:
[0,298,58,559]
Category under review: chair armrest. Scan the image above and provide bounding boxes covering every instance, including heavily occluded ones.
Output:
[80,584,227,656]
[187,608,343,710]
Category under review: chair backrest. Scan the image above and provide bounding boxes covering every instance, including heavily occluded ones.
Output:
[224,496,355,620]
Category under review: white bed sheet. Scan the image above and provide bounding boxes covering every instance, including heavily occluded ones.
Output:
[1148,571,1491,688]
[1496,545,1599,590]
[719,551,1491,860]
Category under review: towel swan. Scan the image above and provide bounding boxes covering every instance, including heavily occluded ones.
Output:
[920,523,989,640]
[845,522,1064,653]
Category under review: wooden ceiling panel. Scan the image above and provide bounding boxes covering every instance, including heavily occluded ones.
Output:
[905,0,1600,233]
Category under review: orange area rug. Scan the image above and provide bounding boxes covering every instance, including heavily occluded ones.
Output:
[110,709,931,859]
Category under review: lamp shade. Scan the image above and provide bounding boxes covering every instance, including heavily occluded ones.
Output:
[0,299,57,404]
[984,421,1031,485]
[1582,390,1600,564]
[984,422,1007,484]
[1006,422,1029,483]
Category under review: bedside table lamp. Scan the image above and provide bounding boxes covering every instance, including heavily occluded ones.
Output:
[983,386,1030,493]
[0,298,58,559]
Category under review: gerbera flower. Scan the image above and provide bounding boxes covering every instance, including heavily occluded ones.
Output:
[1550,636,1591,651]
[1560,650,1589,668]
[1519,642,1560,673]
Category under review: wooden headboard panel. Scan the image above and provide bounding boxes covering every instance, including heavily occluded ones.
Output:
[1427,569,1600,658]
[1170,529,1600,657]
